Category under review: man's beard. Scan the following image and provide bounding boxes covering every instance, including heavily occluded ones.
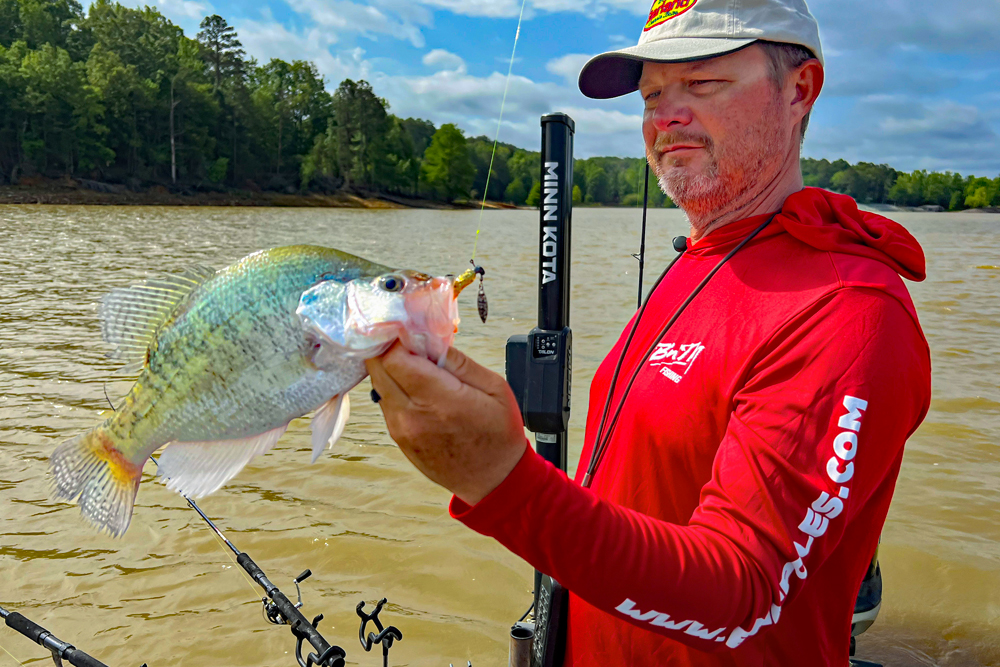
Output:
[647,97,785,223]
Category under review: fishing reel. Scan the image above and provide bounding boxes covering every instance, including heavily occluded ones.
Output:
[261,569,315,626]
[256,568,346,667]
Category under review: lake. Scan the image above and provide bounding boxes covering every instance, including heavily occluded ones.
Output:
[0,205,998,666]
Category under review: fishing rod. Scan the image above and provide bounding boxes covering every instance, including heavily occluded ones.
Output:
[167,477,349,667]
[148,456,406,667]
[0,604,142,667]
[90,389,405,667]
[634,162,650,308]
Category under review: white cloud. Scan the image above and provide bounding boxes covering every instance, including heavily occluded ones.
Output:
[236,19,373,82]
[413,0,522,19]
[805,97,1000,175]
[277,0,647,31]
[150,0,211,21]
[531,0,646,17]
[142,0,212,35]
[285,0,429,47]
[422,49,467,72]
[408,0,647,19]
[546,53,593,86]
[369,60,643,157]
[814,0,1000,55]
[608,33,636,48]
[382,70,550,122]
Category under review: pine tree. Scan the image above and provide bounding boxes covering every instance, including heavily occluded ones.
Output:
[196,14,243,92]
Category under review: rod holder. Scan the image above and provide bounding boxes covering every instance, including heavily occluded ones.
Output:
[508,622,534,667]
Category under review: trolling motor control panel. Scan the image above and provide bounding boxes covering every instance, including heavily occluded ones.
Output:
[506,327,572,435]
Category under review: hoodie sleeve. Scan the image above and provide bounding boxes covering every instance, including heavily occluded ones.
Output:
[450,287,930,650]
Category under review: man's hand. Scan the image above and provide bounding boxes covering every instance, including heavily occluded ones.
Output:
[365,343,528,505]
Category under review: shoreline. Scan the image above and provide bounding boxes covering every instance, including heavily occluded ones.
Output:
[1,183,996,214]
[0,180,522,210]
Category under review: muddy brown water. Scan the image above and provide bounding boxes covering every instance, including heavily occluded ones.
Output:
[0,206,997,666]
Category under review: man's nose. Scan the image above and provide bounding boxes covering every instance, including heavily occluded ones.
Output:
[647,94,693,131]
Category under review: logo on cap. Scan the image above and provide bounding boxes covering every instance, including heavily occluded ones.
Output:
[644,0,697,31]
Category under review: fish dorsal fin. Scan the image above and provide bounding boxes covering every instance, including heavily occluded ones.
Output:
[156,423,289,499]
[311,393,350,463]
[99,266,216,374]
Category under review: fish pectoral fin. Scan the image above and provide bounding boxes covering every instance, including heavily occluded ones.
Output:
[156,423,288,499]
[311,393,351,463]
[100,265,216,374]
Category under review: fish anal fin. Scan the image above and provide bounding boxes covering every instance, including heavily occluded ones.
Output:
[100,265,216,374]
[156,423,288,499]
[311,393,350,463]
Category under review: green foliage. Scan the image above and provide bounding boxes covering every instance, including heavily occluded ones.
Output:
[401,117,434,157]
[572,184,581,204]
[301,121,337,189]
[206,156,227,182]
[197,14,242,92]
[421,123,474,201]
[964,177,1000,208]
[504,177,527,205]
[829,162,896,203]
[525,180,540,207]
[803,157,998,210]
[584,161,609,203]
[331,78,384,188]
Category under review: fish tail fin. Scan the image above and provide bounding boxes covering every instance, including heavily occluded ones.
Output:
[50,427,143,537]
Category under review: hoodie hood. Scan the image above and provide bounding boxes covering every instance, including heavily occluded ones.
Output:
[775,188,926,282]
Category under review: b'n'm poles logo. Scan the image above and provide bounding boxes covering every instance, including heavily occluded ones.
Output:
[644,0,697,31]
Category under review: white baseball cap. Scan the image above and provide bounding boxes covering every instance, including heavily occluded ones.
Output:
[578,0,823,99]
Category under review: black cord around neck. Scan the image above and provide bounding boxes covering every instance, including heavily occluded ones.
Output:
[581,212,777,488]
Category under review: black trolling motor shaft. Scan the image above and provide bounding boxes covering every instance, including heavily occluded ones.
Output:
[505,113,575,667]
[0,604,132,667]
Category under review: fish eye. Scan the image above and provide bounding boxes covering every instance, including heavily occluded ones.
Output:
[379,275,405,293]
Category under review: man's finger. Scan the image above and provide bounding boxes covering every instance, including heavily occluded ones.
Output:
[439,346,508,397]
[366,353,410,406]
[380,342,465,401]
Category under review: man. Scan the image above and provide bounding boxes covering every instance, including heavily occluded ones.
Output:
[366,0,932,664]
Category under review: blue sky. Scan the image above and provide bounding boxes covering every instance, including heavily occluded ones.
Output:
[150,0,999,176]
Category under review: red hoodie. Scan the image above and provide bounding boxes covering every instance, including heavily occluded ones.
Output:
[451,188,931,666]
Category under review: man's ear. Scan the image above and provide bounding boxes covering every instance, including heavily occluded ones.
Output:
[789,59,824,124]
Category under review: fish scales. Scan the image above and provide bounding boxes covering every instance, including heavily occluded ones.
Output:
[121,246,386,449]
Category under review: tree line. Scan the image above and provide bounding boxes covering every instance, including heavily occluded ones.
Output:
[801,159,1000,211]
[1,0,997,210]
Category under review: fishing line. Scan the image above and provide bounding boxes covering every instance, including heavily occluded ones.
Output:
[101,390,260,601]
[0,641,26,667]
[470,0,529,263]
[148,455,262,602]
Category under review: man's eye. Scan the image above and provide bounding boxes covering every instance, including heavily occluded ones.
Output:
[691,79,720,87]
[644,91,660,101]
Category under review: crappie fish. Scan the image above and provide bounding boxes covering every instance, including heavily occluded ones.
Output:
[51,245,478,536]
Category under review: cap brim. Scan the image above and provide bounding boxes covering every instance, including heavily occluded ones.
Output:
[578,38,756,99]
